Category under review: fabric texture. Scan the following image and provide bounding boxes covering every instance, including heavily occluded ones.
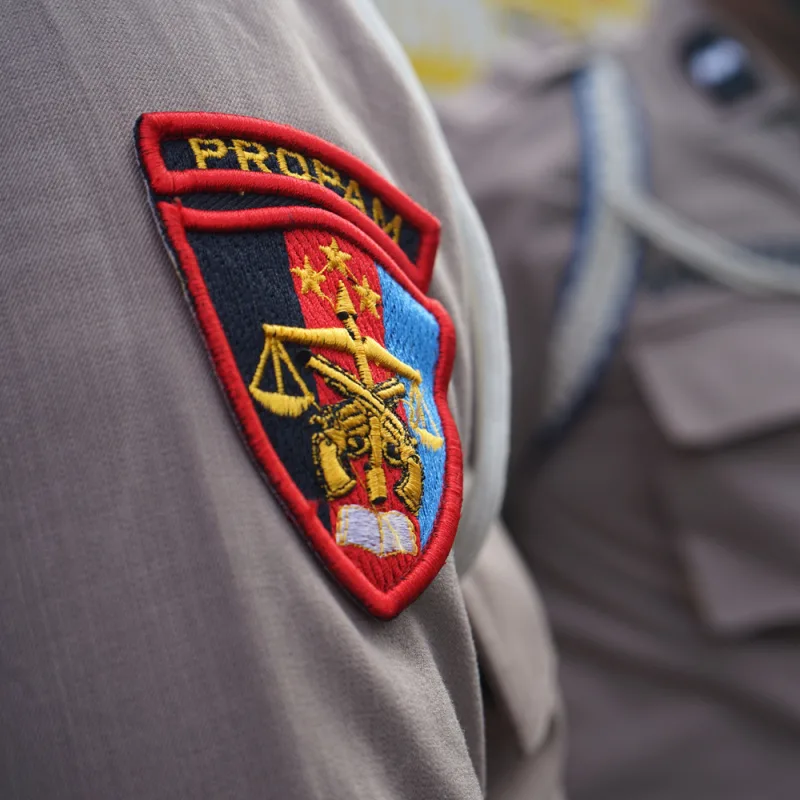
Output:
[0,0,509,797]
[441,0,800,798]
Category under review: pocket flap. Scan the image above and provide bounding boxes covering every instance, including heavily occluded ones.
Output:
[680,531,800,636]
[631,307,800,447]
[461,522,560,756]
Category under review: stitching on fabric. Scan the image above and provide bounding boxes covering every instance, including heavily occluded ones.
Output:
[248,233,435,518]
[372,197,402,243]
[188,137,228,169]
[136,112,440,292]
[276,147,314,181]
[231,138,272,172]
[136,181,460,617]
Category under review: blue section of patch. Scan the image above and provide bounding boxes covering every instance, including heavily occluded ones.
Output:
[377,266,445,548]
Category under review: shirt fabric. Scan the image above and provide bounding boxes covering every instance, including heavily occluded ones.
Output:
[0,1,559,797]
[441,1,800,797]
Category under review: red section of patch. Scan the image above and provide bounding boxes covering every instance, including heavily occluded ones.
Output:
[284,229,419,591]
[152,200,461,619]
[137,111,440,292]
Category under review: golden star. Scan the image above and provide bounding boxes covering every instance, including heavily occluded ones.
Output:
[353,275,381,318]
[319,238,352,275]
[291,255,327,298]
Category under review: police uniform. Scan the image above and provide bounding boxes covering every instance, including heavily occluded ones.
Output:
[441,0,800,797]
[0,1,562,798]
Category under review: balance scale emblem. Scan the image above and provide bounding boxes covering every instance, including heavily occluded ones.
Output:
[248,238,444,558]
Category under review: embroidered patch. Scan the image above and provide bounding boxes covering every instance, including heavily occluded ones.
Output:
[136,112,462,619]
[138,112,439,292]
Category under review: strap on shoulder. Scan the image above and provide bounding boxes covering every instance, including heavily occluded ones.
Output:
[539,55,647,439]
[539,50,800,445]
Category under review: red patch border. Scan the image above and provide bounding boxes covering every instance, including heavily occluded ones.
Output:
[151,198,461,619]
[138,111,440,292]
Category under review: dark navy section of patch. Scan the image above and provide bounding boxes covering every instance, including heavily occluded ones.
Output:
[179,193,318,212]
[186,228,327,510]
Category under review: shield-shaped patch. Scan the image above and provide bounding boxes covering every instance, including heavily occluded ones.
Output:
[136,112,462,619]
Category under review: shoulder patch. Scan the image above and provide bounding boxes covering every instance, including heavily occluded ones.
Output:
[136,112,462,619]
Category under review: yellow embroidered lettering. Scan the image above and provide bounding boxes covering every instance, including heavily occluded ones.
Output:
[188,138,229,170]
[371,198,403,243]
[276,148,313,181]
[231,139,272,172]
[312,159,344,192]
[343,179,366,213]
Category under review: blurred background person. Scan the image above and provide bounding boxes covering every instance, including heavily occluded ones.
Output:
[374,0,646,97]
[438,0,800,798]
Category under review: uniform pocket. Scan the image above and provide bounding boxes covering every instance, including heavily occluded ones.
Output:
[461,522,561,756]
[631,301,800,637]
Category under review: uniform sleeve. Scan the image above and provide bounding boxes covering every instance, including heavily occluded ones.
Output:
[0,2,489,798]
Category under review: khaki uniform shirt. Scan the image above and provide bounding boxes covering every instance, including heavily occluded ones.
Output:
[442,0,800,798]
[0,1,562,798]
